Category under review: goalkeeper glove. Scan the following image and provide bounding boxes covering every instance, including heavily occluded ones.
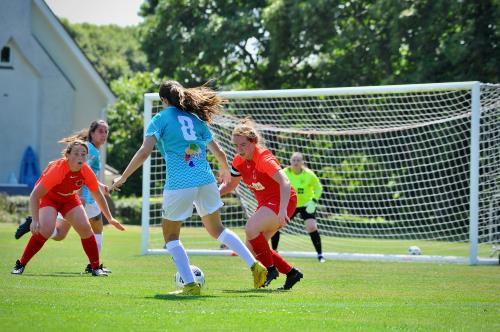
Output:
[305,199,318,214]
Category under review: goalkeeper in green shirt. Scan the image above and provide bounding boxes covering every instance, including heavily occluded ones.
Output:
[271,152,326,262]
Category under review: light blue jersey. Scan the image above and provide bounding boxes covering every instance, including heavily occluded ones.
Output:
[146,106,216,190]
[81,142,100,204]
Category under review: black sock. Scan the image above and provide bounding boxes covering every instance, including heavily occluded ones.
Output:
[309,230,322,255]
[271,231,280,251]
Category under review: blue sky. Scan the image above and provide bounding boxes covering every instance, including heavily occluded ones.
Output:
[45,0,144,26]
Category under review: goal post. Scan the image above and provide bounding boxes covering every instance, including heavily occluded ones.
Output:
[141,82,500,265]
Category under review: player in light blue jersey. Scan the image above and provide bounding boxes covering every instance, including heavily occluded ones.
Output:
[16,120,114,273]
[112,80,267,295]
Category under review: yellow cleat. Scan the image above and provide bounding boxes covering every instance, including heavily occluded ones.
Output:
[168,282,201,295]
[251,261,267,288]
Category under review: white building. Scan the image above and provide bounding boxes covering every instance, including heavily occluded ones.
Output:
[0,0,115,193]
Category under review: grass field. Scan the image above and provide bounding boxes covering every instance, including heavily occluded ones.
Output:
[1,223,499,331]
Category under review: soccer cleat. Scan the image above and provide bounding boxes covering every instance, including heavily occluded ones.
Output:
[91,268,108,277]
[279,268,303,290]
[251,261,267,288]
[15,216,32,239]
[168,282,201,295]
[86,263,111,274]
[318,255,326,263]
[11,260,25,275]
[263,265,279,287]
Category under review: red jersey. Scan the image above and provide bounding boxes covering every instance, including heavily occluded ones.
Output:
[37,158,98,203]
[231,146,293,207]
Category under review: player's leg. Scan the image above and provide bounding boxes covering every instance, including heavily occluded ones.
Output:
[246,207,285,287]
[162,188,199,295]
[86,201,110,273]
[64,204,106,276]
[270,231,280,251]
[304,217,325,262]
[200,208,267,288]
[50,214,72,241]
[14,216,33,240]
[12,207,57,274]
[195,182,267,287]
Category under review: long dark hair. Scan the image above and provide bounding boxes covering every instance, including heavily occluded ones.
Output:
[159,80,227,123]
[59,120,108,145]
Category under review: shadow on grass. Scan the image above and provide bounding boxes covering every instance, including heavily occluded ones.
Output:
[148,294,217,301]
[221,288,286,295]
[20,272,86,277]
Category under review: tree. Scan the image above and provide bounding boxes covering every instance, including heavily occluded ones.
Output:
[60,19,149,84]
[138,0,499,89]
[106,70,163,196]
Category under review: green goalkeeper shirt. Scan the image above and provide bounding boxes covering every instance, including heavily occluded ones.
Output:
[284,167,322,207]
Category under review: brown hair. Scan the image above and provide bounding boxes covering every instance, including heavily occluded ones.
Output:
[59,120,108,145]
[232,118,262,144]
[159,80,226,123]
[58,139,88,157]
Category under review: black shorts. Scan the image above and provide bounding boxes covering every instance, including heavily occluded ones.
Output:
[291,206,316,221]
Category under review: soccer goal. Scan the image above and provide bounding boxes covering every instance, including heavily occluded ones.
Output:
[142,81,500,265]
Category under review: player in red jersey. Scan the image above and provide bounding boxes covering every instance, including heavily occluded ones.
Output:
[11,140,125,276]
[219,119,303,290]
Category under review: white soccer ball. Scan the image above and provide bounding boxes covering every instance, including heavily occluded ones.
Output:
[175,265,205,289]
[408,245,421,255]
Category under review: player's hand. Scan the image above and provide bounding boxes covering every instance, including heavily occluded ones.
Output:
[218,168,231,185]
[80,197,86,206]
[108,217,125,231]
[277,209,288,228]
[30,220,40,234]
[111,176,126,192]
[305,200,317,214]
[100,183,111,196]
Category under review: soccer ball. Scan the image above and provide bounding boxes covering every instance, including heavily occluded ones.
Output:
[408,245,421,255]
[175,265,205,289]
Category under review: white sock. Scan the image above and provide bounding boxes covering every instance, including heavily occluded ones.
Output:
[218,228,256,268]
[95,233,103,254]
[166,240,195,284]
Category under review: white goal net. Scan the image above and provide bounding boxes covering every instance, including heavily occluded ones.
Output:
[142,82,500,265]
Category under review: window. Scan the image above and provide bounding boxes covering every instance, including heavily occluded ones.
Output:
[1,47,11,65]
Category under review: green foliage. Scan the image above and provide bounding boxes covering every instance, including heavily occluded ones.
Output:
[60,19,149,84]
[0,195,29,224]
[113,196,142,225]
[107,70,164,197]
[138,0,499,89]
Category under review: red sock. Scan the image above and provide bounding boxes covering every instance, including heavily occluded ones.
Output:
[249,233,274,268]
[81,235,100,269]
[20,233,48,265]
[271,250,292,274]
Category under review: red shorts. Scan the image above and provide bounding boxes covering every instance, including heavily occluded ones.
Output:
[39,194,82,217]
[258,190,297,220]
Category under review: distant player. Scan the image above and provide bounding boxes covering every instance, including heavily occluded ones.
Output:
[271,152,326,262]
[219,119,304,290]
[15,120,114,273]
[111,80,267,295]
[11,140,125,276]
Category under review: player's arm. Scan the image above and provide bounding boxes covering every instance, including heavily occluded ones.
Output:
[90,188,125,231]
[207,140,230,185]
[219,175,241,196]
[312,172,323,201]
[29,183,49,234]
[271,170,292,222]
[112,135,156,190]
